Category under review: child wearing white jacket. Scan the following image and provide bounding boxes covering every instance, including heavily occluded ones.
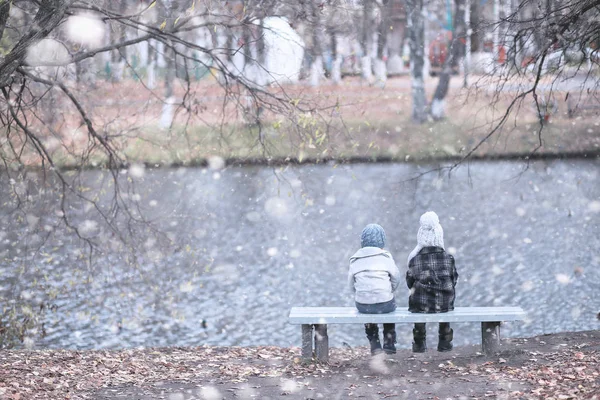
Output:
[348,224,400,355]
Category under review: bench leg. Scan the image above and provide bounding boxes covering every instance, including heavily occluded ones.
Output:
[481,322,501,355]
[314,324,329,362]
[301,324,313,361]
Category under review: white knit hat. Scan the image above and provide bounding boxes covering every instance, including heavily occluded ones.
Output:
[407,211,445,266]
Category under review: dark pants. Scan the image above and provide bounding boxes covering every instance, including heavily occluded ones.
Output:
[413,322,452,341]
[356,298,396,341]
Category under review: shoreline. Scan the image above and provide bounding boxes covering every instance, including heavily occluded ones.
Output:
[1,330,598,399]
[4,150,600,173]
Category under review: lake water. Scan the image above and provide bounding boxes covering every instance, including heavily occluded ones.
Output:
[1,159,598,350]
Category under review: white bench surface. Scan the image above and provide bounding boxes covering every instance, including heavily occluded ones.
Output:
[289,307,526,324]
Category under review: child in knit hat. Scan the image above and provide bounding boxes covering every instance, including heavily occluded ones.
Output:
[406,211,459,352]
[348,224,400,355]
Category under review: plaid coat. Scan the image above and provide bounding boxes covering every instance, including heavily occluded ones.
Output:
[406,246,458,313]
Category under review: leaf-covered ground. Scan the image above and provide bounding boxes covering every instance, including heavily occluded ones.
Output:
[11,75,600,168]
[1,330,598,399]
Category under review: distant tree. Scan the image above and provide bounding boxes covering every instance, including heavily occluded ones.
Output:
[430,0,466,120]
[374,0,392,86]
[405,0,427,122]
[460,0,600,162]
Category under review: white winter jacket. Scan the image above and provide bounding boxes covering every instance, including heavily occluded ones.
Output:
[348,247,400,304]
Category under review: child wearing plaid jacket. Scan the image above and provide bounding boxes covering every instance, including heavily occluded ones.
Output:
[406,211,458,352]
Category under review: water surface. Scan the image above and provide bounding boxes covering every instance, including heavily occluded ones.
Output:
[1,159,598,349]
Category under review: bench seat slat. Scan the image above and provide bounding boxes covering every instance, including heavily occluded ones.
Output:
[289,307,526,324]
[291,306,522,312]
[290,307,523,315]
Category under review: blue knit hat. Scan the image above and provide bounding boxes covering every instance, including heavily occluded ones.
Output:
[361,224,386,248]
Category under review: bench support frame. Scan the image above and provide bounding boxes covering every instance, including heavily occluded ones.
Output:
[299,321,503,361]
[301,324,329,362]
[301,324,313,360]
[481,321,501,355]
[314,324,329,362]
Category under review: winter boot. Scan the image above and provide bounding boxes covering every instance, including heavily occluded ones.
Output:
[438,328,454,352]
[365,324,382,355]
[383,324,397,354]
[412,323,427,353]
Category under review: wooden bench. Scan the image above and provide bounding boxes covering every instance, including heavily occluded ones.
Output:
[288,306,526,362]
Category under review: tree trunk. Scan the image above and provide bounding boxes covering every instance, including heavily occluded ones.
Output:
[0,0,10,43]
[164,48,176,99]
[241,23,256,83]
[255,19,267,86]
[470,0,482,53]
[406,0,427,123]
[361,0,374,83]
[431,0,466,120]
[374,0,390,86]
[76,57,97,89]
[109,0,127,82]
[387,0,406,75]
[493,0,500,64]
[147,39,157,89]
[308,0,323,87]
[463,0,471,87]
[242,24,252,66]
[331,30,342,84]
[160,0,179,129]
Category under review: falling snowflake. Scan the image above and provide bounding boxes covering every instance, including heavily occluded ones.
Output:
[588,201,600,213]
[325,195,336,206]
[199,386,221,400]
[207,156,225,170]
[280,379,299,393]
[79,220,98,235]
[492,265,503,276]
[265,197,289,218]
[555,274,570,285]
[245,211,261,222]
[25,39,70,66]
[267,247,278,257]
[521,280,534,292]
[179,281,194,293]
[368,353,390,374]
[109,324,121,334]
[128,164,145,178]
[23,337,35,349]
[65,14,105,47]
[26,214,39,228]
[432,178,443,190]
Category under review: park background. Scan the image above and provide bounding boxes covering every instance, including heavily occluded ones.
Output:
[0,1,599,399]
